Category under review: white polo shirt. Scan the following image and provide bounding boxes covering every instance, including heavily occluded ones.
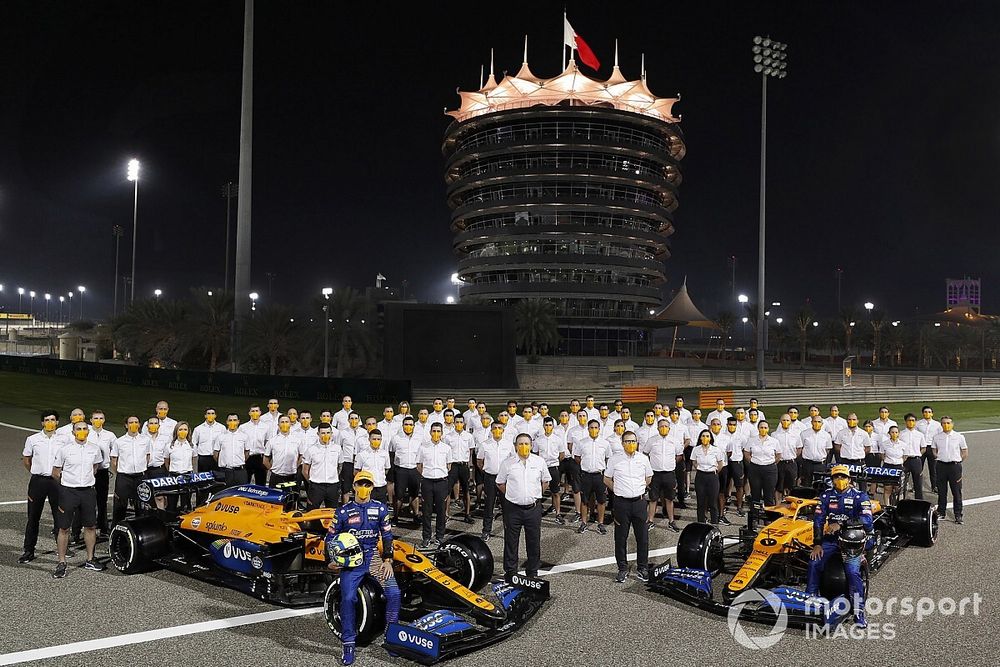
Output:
[706,409,733,428]
[532,431,568,467]
[691,444,727,473]
[87,428,115,470]
[265,432,301,476]
[147,433,171,468]
[239,419,270,456]
[916,418,943,445]
[800,429,833,462]
[575,436,612,473]
[214,430,250,468]
[54,441,102,487]
[835,428,871,460]
[339,426,368,464]
[824,416,848,439]
[477,437,515,476]
[497,454,550,505]
[22,431,66,476]
[391,432,424,469]
[898,428,926,457]
[417,441,451,479]
[932,431,967,463]
[444,430,475,464]
[719,430,747,463]
[641,433,684,472]
[873,418,898,437]
[745,436,780,465]
[304,441,342,483]
[355,447,391,487]
[192,421,226,457]
[142,416,177,439]
[773,427,801,461]
[333,408,353,431]
[167,441,195,473]
[604,452,653,498]
[881,437,906,465]
[111,433,151,474]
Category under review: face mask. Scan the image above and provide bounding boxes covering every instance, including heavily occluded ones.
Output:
[864,425,873,435]
[623,440,638,455]
[279,423,291,434]
[350,419,360,429]
[418,415,428,424]
[177,427,189,440]
[250,409,261,419]
[847,419,858,428]
[370,437,382,449]
[700,436,711,446]
[148,424,160,434]
[813,422,823,432]
[492,428,504,439]
[456,423,465,432]
[658,426,669,436]
[127,422,140,434]
[759,426,769,435]
[354,483,372,502]
[92,417,105,429]
[320,433,332,444]
[288,414,298,423]
[942,422,954,433]
[206,414,217,424]
[74,429,89,442]
[156,408,168,419]
[268,404,279,413]
[711,426,721,435]
[320,415,332,424]
[516,442,531,459]
[70,413,85,424]
[403,424,414,434]
[508,407,517,416]
[543,425,553,435]
[614,425,624,435]
[645,416,655,425]
[832,475,850,492]
[43,420,57,433]
[301,417,312,428]
[227,420,240,432]
[728,425,737,433]
[588,428,600,438]
[430,432,442,443]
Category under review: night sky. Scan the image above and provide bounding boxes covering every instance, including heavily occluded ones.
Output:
[3,1,1000,321]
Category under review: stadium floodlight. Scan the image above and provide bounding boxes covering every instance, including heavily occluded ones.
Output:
[446,296,456,304]
[864,301,874,312]
[322,287,333,297]
[127,159,140,304]
[738,294,749,304]
[154,289,162,299]
[77,285,86,320]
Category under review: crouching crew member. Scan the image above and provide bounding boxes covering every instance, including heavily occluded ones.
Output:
[497,434,550,579]
[326,471,401,666]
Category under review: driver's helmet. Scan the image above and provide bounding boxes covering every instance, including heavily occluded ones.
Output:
[837,521,868,557]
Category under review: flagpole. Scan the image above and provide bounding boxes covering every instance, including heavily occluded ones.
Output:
[562,9,567,69]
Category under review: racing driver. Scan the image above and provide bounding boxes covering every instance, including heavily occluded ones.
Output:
[806,464,873,627]
[327,470,401,665]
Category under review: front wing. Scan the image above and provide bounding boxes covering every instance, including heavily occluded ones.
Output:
[383,574,550,664]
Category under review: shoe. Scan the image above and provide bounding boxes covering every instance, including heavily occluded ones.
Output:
[52,562,67,579]
[576,523,588,534]
[555,514,565,525]
[956,516,964,525]
[342,642,356,666]
[676,501,688,510]
[64,548,76,559]
[419,540,433,549]
[736,508,746,517]
[719,515,732,526]
[432,538,443,547]
[480,532,491,542]
[615,569,628,583]
[17,551,35,564]
[569,511,581,522]
[667,521,680,533]
[463,516,473,524]
[854,611,867,629]
[597,524,608,535]
[646,521,655,531]
[635,567,649,583]
[81,559,106,572]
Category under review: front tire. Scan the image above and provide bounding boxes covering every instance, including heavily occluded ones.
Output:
[324,575,387,646]
[437,533,494,591]
[109,515,170,573]
[676,523,723,573]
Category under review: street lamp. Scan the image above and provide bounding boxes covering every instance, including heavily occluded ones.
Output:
[44,294,51,323]
[322,287,333,378]
[77,285,86,320]
[775,317,783,325]
[29,291,36,319]
[127,159,140,304]
[738,294,749,304]
[751,35,789,389]
[17,287,24,313]
[864,301,874,313]
[445,295,455,304]
[153,289,162,299]
[450,272,461,301]
[249,292,258,318]
[59,296,65,325]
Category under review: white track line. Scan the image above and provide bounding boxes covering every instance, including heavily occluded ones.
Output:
[0,490,995,665]
[0,421,35,433]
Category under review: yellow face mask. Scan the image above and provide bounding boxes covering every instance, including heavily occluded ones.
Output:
[832,474,851,492]
[728,424,737,433]
[658,425,669,436]
[70,413,85,424]
[645,415,656,425]
[205,413,217,424]
[279,422,291,434]
[320,432,332,444]
[354,482,373,502]
[430,431,442,443]
[301,417,312,429]
[156,407,168,419]
[700,434,712,446]
[227,418,240,432]
[623,440,638,455]
[288,413,298,424]
[711,425,722,435]
[813,421,824,432]
[456,422,465,432]
[148,423,160,434]
[543,424,553,435]
[91,417,105,429]
[369,436,382,449]
[350,417,360,429]
[588,426,601,438]
[177,426,189,440]
[127,422,140,434]
[942,422,954,433]
[403,424,414,435]
[43,419,57,433]
[614,424,624,435]
[516,442,531,459]
[320,415,332,424]
[847,418,858,428]
[250,409,261,419]
[74,429,89,442]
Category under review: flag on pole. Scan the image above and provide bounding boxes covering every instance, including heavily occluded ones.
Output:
[563,16,601,71]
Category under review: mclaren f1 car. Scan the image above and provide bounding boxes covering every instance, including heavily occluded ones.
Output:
[110,473,548,662]
[647,464,937,626]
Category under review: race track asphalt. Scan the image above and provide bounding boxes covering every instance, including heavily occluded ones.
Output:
[0,422,996,667]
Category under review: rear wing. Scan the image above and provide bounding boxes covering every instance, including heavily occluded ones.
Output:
[137,471,225,505]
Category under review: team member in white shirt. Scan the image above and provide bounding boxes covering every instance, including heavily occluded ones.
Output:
[690,429,727,525]
[799,417,833,487]
[748,398,766,423]
[666,408,693,507]
[834,414,871,466]
[56,407,86,438]
[264,416,301,488]
[52,422,105,577]
[497,434,550,579]
[583,395,600,421]
[417,424,452,548]
[863,419,884,470]
[302,423,342,509]
[165,422,195,511]
[706,399,733,430]
[802,405,822,430]
[532,417,568,524]
[518,406,542,440]
[824,405,848,455]
[339,412,368,503]
[503,401,526,433]
[606,420,627,456]
[391,416,424,522]
[575,420,612,535]
[260,398,281,430]
[879,425,907,504]
[333,395,354,431]
[721,417,749,516]
[620,407,640,434]
[605,430,653,583]
[744,421,781,505]
[214,414,250,486]
[471,412,494,510]
[637,410,658,446]
[19,410,65,564]
[145,416,171,482]
[477,422,515,541]
[142,401,177,442]
[595,404,615,438]
[111,415,151,526]
[899,413,927,499]
[673,396,692,424]
[917,406,943,493]
[413,409,433,443]
[239,404,270,485]
[773,414,801,498]
[873,406,897,437]
[192,408,225,474]
[785,407,807,437]
[85,410,115,537]
[393,401,411,427]
[733,407,755,441]
[445,415,475,524]
[645,419,685,531]
[377,407,398,442]
[355,429,391,503]
[932,416,968,524]
[427,397,446,428]
[706,419,733,524]
[462,399,479,433]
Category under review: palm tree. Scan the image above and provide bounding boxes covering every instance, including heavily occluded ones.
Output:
[111,298,191,367]
[514,299,560,362]
[187,289,233,371]
[242,304,298,375]
[869,310,886,367]
[794,308,813,368]
[819,319,841,363]
[714,312,734,360]
[770,322,790,363]
[840,308,858,357]
[325,288,378,377]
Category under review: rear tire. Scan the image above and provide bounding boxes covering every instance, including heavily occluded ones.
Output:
[109,515,170,573]
[676,522,723,573]
[437,533,494,591]
[324,575,387,646]
[894,499,938,546]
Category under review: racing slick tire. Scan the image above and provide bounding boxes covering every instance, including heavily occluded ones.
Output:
[109,515,171,573]
[437,533,495,592]
[894,499,938,547]
[820,552,869,604]
[324,574,387,646]
[676,523,723,573]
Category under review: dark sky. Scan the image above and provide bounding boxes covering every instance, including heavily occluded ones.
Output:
[3,1,1000,321]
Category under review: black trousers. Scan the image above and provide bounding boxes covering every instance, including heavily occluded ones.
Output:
[923,448,937,489]
[421,478,449,541]
[695,471,720,523]
[196,455,217,503]
[903,457,924,500]
[112,472,143,525]
[269,473,296,488]
[936,462,963,518]
[482,472,500,534]
[503,499,542,577]
[748,462,777,504]
[307,481,340,509]
[222,466,248,487]
[799,460,826,488]
[24,474,59,552]
[246,454,267,486]
[612,495,648,571]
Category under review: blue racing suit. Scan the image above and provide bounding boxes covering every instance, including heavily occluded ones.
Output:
[326,500,401,645]
[806,486,873,611]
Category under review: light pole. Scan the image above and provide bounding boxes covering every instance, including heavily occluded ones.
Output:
[446,295,455,304]
[44,294,51,325]
[751,35,788,389]
[836,268,844,312]
[864,301,875,366]
[67,291,73,320]
[77,286,86,320]
[17,287,24,313]
[322,287,333,378]
[59,296,65,325]
[127,159,140,304]
[112,225,124,316]
[221,181,238,292]
[29,291,36,320]
[450,272,461,302]
[249,292,258,319]
[738,294,749,349]
[154,289,162,300]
